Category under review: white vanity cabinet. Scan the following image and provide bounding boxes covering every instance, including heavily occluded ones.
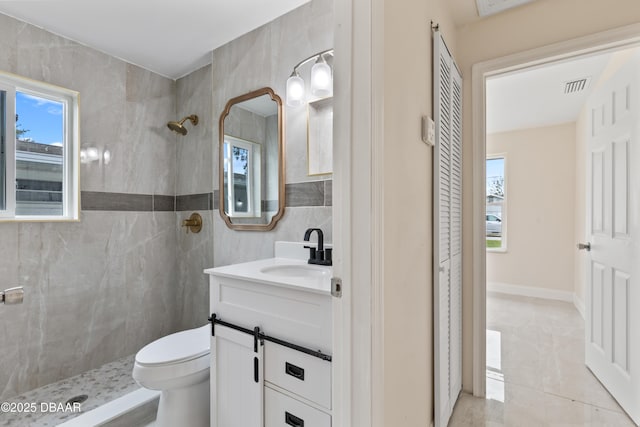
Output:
[206,257,332,427]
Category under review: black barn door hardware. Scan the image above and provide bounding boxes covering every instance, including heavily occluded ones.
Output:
[208,313,332,362]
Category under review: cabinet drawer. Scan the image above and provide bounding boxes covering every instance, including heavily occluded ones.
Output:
[265,387,331,427]
[264,341,331,409]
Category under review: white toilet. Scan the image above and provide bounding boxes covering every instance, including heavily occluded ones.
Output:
[132,325,211,427]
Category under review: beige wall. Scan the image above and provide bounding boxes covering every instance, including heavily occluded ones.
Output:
[381,0,456,424]
[456,0,640,391]
[487,124,576,292]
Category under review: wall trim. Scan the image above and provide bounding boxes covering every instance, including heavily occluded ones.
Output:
[573,294,586,320]
[81,182,333,213]
[487,282,574,302]
[472,22,640,398]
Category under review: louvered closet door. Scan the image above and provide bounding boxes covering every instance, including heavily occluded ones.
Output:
[433,29,462,427]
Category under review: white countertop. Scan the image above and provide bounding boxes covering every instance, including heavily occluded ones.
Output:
[204,257,333,296]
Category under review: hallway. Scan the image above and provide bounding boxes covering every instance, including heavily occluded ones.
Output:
[449,293,635,426]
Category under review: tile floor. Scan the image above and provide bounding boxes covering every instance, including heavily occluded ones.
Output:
[0,355,138,427]
[449,293,636,426]
[2,293,636,427]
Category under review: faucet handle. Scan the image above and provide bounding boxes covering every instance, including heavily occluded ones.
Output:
[305,246,317,259]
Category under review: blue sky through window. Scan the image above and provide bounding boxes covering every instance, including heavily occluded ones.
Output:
[16,91,63,146]
[486,157,504,193]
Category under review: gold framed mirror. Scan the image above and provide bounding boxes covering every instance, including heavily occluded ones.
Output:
[218,87,285,231]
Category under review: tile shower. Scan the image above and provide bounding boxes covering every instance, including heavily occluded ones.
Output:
[0,0,333,424]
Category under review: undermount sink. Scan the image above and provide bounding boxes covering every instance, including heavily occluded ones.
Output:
[205,242,334,295]
[259,264,331,278]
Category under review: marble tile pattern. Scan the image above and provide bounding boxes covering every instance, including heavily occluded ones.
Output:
[81,192,153,211]
[209,0,333,185]
[213,206,332,267]
[449,293,636,426]
[0,0,336,405]
[286,181,325,207]
[176,64,213,197]
[176,210,214,330]
[205,0,334,270]
[0,13,180,401]
[177,181,332,212]
[176,193,214,212]
[0,212,178,401]
[0,355,137,427]
[175,64,215,332]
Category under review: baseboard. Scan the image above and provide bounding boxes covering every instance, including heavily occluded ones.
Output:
[487,282,574,303]
[573,294,585,320]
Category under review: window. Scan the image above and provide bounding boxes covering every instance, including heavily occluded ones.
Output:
[0,71,79,220]
[486,156,505,250]
[223,135,261,218]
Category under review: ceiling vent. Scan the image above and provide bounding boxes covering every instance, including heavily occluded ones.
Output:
[564,77,591,94]
[476,0,536,17]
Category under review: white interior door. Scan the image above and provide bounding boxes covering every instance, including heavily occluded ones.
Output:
[434,28,462,427]
[586,51,640,425]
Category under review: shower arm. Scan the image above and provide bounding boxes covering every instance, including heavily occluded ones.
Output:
[179,115,198,125]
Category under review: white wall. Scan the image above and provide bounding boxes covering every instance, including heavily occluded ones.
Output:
[456,0,640,391]
[487,123,576,294]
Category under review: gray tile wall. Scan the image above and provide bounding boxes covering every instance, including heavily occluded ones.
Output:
[0,0,335,401]
[208,0,334,269]
[0,14,179,400]
[175,64,215,331]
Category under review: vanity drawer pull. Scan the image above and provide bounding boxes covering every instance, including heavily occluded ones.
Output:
[286,411,305,427]
[285,362,305,381]
[265,387,331,427]
[265,341,331,410]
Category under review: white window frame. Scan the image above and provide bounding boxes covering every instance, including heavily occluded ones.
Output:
[0,71,79,222]
[486,154,507,252]
[223,135,261,218]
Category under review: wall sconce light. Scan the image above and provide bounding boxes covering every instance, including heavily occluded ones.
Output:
[286,48,334,107]
[81,146,111,165]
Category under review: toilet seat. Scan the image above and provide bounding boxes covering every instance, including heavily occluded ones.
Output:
[135,324,210,366]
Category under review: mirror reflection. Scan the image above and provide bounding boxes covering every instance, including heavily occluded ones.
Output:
[219,87,284,231]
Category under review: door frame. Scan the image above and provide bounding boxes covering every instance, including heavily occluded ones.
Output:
[332,0,385,425]
[471,23,640,397]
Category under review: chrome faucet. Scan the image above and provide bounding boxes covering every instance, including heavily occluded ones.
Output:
[303,228,332,266]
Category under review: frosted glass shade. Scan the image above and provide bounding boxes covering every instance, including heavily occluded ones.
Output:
[286,74,305,107]
[310,61,332,97]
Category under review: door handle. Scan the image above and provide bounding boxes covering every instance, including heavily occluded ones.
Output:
[577,242,591,251]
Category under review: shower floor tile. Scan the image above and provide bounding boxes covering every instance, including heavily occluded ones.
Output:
[0,355,138,427]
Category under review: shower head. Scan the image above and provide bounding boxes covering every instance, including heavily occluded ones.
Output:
[167,114,199,135]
